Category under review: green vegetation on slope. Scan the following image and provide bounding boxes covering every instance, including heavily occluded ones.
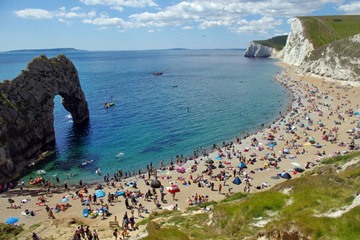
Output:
[0,224,23,239]
[254,35,288,51]
[299,15,360,48]
[143,153,360,240]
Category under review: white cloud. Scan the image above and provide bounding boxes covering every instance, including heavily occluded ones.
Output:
[183,26,194,30]
[83,17,127,28]
[71,6,82,11]
[231,17,283,35]
[338,2,360,14]
[14,0,349,36]
[80,0,158,8]
[15,7,97,21]
[14,8,53,19]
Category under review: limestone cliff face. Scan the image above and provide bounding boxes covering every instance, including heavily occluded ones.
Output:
[283,18,314,66]
[244,41,277,58]
[283,18,360,83]
[300,34,360,83]
[0,55,89,182]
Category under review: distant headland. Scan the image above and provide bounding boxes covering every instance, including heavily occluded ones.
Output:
[5,48,86,53]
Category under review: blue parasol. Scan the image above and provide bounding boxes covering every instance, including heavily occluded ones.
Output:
[6,217,19,225]
[95,189,105,198]
[238,162,247,169]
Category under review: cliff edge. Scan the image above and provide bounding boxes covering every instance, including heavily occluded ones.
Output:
[0,55,89,183]
[283,16,360,83]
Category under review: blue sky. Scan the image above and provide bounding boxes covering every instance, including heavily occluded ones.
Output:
[1,0,359,51]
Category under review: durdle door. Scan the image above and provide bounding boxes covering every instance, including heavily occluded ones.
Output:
[0,54,89,183]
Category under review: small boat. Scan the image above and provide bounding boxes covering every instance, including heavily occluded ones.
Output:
[36,169,47,175]
[115,152,124,158]
[104,96,115,108]
[81,159,93,166]
[153,71,164,76]
[104,101,115,108]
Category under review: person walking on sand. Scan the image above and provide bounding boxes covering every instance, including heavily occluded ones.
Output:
[86,226,93,240]
[32,232,40,240]
[218,183,222,194]
[113,228,119,240]
[64,181,69,192]
[93,229,100,240]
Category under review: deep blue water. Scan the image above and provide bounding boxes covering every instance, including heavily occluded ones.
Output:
[0,49,291,184]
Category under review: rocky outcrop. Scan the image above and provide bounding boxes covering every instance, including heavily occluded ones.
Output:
[283,18,360,83]
[244,41,277,58]
[0,54,89,183]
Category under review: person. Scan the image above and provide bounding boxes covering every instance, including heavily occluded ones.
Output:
[86,226,93,240]
[32,232,40,240]
[93,229,100,240]
[218,183,222,194]
[129,215,135,229]
[113,228,118,240]
[64,181,69,192]
[79,225,85,239]
[121,224,128,239]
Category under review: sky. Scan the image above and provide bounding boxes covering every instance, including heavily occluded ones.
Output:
[1,0,359,51]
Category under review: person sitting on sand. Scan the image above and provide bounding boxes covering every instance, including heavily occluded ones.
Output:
[8,203,21,209]
[187,197,193,205]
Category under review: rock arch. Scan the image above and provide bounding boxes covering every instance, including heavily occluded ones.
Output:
[0,54,89,182]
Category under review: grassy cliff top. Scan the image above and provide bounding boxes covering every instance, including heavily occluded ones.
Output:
[299,15,360,48]
[140,151,360,240]
[254,35,288,51]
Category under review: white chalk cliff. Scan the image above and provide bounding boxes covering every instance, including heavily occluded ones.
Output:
[283,18,360,83]
[244,41,277,58]
[282,18,314,66]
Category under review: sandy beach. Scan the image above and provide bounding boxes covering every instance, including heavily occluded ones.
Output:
[1,62,359,240]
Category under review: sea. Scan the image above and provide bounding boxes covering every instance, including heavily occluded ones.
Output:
[0,49,291,184]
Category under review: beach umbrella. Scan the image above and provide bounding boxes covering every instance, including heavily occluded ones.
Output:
[238,162,247,169]
[308,136,315,142]
[95,189,105,198]
[232,177,242,185]
[354,111,359,116]
[206,159,214,164]
[294,167,305,173]
[167,184,180,194]
[150,179,162,189]
[268,142,276,148]
[6,217,19,225]
[268,158,276,162]
[61,197,69,203]
[176,166,186,174]
[280,172,292,179]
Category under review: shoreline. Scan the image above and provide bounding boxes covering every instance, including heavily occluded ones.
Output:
[1,60,360,240]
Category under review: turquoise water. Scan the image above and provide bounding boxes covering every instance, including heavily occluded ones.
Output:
[0,49,291,184]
